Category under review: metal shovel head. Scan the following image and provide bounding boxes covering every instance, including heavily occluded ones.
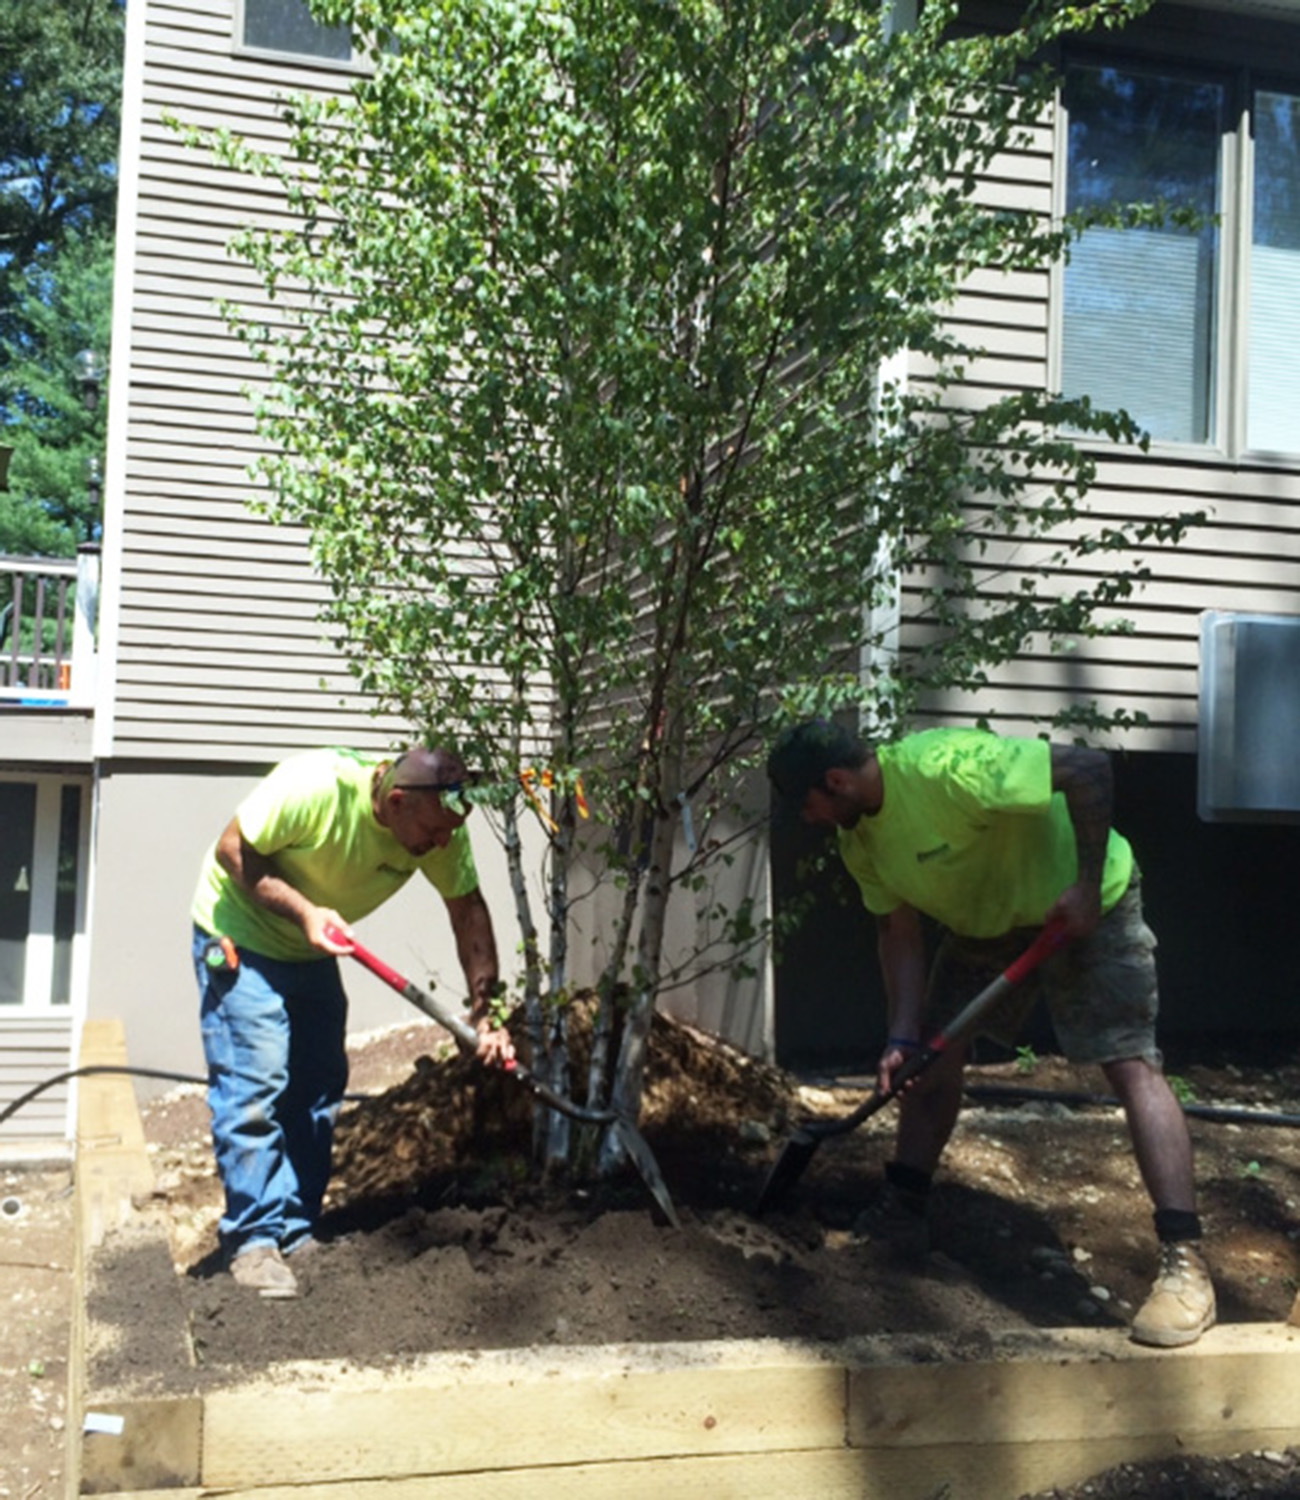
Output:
[756,1092,896,1214]
[754,1125,822,1216]
[613,1117,682,1229]
[753,921,1069,1218]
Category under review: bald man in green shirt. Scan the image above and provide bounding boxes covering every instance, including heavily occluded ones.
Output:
[191,746,512,1297]
[768,721,1214,1349]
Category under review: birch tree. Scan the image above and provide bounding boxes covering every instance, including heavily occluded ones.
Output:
[196,0,1196,1171]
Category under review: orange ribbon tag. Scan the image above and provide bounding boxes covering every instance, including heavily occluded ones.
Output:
[520,768,590,832]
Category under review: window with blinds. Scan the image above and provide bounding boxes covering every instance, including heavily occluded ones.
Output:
[1060,61,1300,461]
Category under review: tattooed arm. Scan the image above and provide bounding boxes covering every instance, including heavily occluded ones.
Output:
[1047,743,1114,937]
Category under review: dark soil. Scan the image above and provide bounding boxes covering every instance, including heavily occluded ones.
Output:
[84,1014,1300,1499]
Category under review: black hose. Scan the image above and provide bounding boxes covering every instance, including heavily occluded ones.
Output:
[964,1083,1300,1129]
[11,1068,1300,1134]
[0,1066,375,1130]
[0,1066,207,1129]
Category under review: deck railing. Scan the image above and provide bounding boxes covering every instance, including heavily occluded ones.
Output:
[0,545,101,707]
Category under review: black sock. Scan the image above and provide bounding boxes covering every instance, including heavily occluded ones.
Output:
[1153,1208,1202,1244]
[886,1160,933,1202]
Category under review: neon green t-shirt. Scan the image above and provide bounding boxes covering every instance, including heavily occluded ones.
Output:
[836,728,1133,938]
[190,748,480,961]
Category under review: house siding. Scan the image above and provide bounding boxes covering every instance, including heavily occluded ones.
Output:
[0,1017,74,1142]
[106,0,413,762]
[903,22,1300,751]
[113,0,1300,764]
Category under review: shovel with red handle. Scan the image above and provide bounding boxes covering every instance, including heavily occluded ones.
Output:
[324,924,681,1228]
[755,918,1069,1215]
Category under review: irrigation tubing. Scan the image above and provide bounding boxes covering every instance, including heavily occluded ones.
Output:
[7,1068,1300,1133]
[963,1082,1300,1129]
[0,1066,377,1130]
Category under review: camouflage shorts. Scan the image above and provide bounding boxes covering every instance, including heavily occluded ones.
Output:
[926,883,1161,1067]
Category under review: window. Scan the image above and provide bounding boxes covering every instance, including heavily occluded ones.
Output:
[0,782,36,1006]
[1060,60,1300,459]
[1248,91,1300,452]
[238,0,353,62]
[0,776,89,1011]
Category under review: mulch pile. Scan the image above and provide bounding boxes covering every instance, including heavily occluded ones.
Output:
[329,998,799,1209]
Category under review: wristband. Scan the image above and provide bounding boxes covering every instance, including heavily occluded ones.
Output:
[886,1036,920,1050]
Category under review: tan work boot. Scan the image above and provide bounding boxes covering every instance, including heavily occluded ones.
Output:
[1130,1241,1215,1348]
[230,1243,298,1299]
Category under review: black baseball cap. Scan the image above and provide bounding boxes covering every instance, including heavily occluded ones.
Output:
[766,720,865,805]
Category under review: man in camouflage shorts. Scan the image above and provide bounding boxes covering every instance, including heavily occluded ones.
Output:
[767,720,1215,1349]
[929,884,1158,1067]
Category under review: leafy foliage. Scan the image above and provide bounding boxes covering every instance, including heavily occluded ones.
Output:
[0,0,121,555]
[0,0,122,280]
[0,228,113,552]
[193,0,1199,1154]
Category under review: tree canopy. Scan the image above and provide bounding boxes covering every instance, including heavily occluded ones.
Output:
[198,0,1197,1159]
[0,0,122,554]
[0,0,122,280]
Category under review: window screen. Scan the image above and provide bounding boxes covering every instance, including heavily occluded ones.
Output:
[0,783,35,1006]
[242,0,351,60]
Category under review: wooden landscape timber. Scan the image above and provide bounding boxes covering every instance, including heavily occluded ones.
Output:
[70,1024,1300,1500]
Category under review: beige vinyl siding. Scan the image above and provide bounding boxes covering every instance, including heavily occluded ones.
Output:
[110,0,415,761]
[0,1018,73,1142]
[904,460,1300,751]
[903,65,1300,753]
[908,444,1300,735]
[114,0,554,762]
[119,1,1300,764]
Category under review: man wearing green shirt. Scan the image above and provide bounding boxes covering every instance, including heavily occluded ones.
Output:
[191,746,512,1298]
[767,720,1214,1348]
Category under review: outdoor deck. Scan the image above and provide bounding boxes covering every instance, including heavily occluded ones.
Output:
[0,546,100,709]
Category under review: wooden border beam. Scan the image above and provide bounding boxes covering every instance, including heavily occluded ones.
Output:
[71,1022,1300,1499]
[75,1019,155,1255]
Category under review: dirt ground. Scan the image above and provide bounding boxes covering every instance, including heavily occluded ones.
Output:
[14,1013,1300,1498]
[0,1161,73,1500]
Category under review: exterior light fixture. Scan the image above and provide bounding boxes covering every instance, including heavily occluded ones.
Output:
[75,350,105,412]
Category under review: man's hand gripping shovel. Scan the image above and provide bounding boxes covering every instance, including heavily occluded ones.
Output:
[324,925,681,1228]
[755,918,1068,1215]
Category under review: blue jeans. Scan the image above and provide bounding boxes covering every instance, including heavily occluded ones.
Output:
[193,927,348,1257]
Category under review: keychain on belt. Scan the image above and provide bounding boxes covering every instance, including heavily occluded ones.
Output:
[203,935,240,970]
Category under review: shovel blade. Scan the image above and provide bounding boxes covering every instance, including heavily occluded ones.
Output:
[612,1118,681,1229]
[754,1128,821,1216]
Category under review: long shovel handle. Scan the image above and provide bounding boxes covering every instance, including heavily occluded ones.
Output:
[327,923,481,1050]
[803,916,1069,1143]
[327,923,609,1120]
[912,914,1069,1062]
[756,918,1069,1212]
[327,925,682,1227]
